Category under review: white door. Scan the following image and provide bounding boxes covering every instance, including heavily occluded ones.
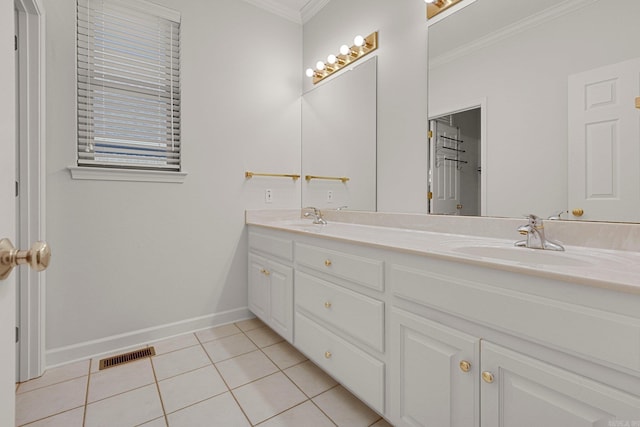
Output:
[1,0,17,423]
[568,57,640,222]
[429,120,462,215]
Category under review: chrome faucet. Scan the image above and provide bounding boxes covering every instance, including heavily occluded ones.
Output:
[303,207,327,225]
[515,214,564,251]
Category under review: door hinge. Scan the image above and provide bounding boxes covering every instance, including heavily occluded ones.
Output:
[14,35,18,51]
[16,327,19,343]
[15,181,19,197]
[428,130,433,139]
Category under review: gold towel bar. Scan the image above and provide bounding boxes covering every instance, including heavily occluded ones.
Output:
[245,171,300,181]
[305,175,350,183]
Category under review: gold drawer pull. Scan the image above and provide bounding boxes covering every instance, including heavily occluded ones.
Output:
[324,351,332,359]
[324,301,332,309]
[459,360,471,373]
[482,371,494,383]
[324,259,332,267]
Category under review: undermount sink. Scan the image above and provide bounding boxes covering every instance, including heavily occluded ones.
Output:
[453,245,592,267]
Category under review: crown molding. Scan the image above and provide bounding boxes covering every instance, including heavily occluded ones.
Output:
[301,0,331,24]
[242,0,302,24]
[429,0,599,69]
[241,0,330,25]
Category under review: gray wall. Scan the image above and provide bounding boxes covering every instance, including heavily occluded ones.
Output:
[44,0,302,364]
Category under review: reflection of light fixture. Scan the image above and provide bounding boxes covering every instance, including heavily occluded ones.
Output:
[426,0,464,19]
[304,31,379,85]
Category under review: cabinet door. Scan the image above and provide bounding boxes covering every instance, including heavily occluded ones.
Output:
[481,341,640,426]
[390,309,480,427]
[267,260,293,343]
[248,253,269,320]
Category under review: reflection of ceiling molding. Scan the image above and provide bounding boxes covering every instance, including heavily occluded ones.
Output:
[429,0,599,69]
[241,0,330,24]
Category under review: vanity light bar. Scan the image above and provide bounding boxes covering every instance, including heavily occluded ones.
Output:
[305,31,378,85]
[426,0,465,19]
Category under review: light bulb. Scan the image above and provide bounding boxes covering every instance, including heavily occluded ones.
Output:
[316,61,325,71]
[327,54,337,65]
[353,35,365,47]
[339,45,350,56]
[305,68,314,77]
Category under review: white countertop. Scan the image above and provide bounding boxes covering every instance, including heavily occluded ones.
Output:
[246,211,640,295]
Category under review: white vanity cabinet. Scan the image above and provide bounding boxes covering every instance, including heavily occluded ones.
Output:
[481,341,640,426]
[389,255,640,426]
[390,308,480,427]
[293,241,386,414]
[246,220,640,426]
[248,231,293,342]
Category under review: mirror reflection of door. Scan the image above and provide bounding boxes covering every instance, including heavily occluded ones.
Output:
[429,108,481,216]
[568,57,640,222]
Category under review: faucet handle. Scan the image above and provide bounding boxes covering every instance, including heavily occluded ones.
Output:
[524,214,543,227]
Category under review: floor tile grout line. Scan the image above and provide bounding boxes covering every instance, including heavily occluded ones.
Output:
[82,359,92,427]
[241,326,341,426]
[196,326,255,426]
[149,355,170,427]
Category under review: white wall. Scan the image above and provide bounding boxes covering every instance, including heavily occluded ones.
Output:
[429,0,640,218]
[43,0,301,364]
[303,0,429,213]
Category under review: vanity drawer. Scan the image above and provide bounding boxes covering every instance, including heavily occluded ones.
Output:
[295,271,384,352]
[391,264,640,372]
[295,312,384,413]
[249,231,293,262]
[295,243,384,291]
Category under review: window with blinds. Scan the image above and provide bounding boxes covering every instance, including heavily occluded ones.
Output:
[77,0,181,171]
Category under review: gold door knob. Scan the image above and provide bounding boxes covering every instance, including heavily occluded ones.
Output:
[572,208,584,217]
[459,360,471,373]
[260,268,270,276]
[324,351,332,359]
[324,259,332,267]
[324,301,332,309]
[0,238,51,281]
[482,371,494,383]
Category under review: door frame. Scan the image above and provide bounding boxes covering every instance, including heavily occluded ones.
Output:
[429,97,487,216]
[15,0,45,382]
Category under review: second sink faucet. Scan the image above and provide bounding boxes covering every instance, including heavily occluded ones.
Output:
[303,207,327,225]
[515,214,564,251]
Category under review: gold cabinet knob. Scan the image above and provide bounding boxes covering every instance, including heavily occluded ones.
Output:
[324,259,332,267]
[459,360,471,373]
[572,208,584,217]
[324,351,332,359]
[0,238,51,281]
[324,301,332,309]
[482,371,495,383]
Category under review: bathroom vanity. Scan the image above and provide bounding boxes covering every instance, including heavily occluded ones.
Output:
[246,210,640,426]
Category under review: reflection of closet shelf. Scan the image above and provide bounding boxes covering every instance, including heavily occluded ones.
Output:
[443,158,468,164]
[439,135,463,144]
[435,133,466,169]
[439,146,465,153]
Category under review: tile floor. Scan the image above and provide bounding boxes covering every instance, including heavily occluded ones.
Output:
[15,318,393,427]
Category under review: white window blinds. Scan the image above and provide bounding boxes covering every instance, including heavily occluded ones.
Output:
[77,0,181,171]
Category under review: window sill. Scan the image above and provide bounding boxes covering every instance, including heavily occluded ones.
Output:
[68,166,187,183]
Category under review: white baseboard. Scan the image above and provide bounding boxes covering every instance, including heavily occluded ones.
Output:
[45,307,254,368]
